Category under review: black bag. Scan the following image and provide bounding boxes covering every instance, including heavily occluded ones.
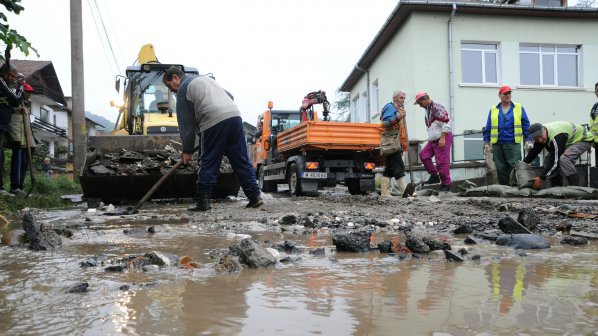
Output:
[380,129,402,156]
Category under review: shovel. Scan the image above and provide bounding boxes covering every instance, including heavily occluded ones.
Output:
[401,116,416,198]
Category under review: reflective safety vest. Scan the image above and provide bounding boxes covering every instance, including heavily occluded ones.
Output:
[490,102,523,144]
[544,121,594,146]
[590,112,598,143]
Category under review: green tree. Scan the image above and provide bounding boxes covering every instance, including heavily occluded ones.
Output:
[0,0,38,60]
[332,90,351,122]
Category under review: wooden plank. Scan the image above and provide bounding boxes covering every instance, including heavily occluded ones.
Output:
[570,230,598,240]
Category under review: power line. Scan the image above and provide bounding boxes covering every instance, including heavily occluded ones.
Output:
[92,0,122,72]
[86,0,119,76]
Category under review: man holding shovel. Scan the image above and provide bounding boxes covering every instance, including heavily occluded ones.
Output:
[9,82,36,195]
[380,91,408,197]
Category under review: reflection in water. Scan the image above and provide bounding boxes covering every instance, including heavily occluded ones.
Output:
[0,212,597,335]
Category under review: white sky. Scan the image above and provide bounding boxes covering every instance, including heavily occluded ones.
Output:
[5,0,399,127]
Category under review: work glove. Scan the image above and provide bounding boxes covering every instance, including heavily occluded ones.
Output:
[483,142,492,154]
[531,176,542,190]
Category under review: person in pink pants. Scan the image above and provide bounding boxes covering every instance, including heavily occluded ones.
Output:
[414,92,453,192]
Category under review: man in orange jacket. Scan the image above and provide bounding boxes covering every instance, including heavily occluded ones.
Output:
[380,90,408,197]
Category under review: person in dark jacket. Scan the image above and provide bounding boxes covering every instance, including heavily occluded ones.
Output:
[162,66,262,211]
[524,122,594,188]
[0,62,23,196]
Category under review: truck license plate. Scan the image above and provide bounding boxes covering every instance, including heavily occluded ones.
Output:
[302,172,327,179]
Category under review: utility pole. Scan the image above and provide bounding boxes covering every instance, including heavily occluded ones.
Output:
[70,0,86,180]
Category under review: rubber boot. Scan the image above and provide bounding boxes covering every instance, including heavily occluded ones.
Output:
[380,176,392,197]
[189,190,211,211]
[395,176,406,195]
[246,194,264,208]
[566,174,580,187]
[425,174,440,185]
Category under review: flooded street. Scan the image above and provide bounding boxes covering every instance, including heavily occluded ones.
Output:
[0,191,597,335]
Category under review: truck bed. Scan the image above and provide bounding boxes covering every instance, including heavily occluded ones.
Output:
[276,121,381,153]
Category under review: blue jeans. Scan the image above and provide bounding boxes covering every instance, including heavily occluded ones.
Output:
[197,116,259,199]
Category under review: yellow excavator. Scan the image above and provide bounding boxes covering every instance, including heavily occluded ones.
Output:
[80,44,239,204]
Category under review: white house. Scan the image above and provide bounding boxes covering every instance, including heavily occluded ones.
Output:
[340,1,598,166]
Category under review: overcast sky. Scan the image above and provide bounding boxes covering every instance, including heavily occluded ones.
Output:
[5,0,400,127]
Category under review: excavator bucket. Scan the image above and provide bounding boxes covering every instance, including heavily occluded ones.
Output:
[80,135,240,204]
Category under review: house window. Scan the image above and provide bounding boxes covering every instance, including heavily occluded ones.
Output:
[519,45,579,87]
[461,43,498,84]
[351,95,360,122]
[40,107,50,122]
[371,80,379,121]
[360,91,368,123]
[464,130,484,160]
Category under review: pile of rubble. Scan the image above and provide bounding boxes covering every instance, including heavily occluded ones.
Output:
[86,146,233,176]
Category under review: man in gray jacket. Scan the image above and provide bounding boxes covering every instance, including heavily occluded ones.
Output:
[162,66,262,211]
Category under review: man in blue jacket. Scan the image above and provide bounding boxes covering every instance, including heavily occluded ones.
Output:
[162,66,262,211]
[483,86,531,185]
[0,61,23,196]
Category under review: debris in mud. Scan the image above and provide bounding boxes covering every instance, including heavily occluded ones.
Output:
[453,224,473,234]
[22,213,62,251]
[517,208,540,231]
[464,235,478,245]
[80,258,98,268]
[498,216,532,234]
[495,234,550,249]
[332,232,371,252]
[560,236,588,246]
[422,237,451,251]
[444,250,464,262]
[86,147,233,176]
[405,233,430,253]
[53,228,73,238]
[215,255,242,273]
[377,240,392,253]
[105,265,126,272]
[236,239,277,268]
[309,247,326,256]
[123,227,156,235]
[68,282,89,293]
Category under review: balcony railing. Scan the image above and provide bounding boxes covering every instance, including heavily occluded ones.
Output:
[31,117,67,138]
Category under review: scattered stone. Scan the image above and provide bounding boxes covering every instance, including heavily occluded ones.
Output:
[517,208,540,231]
[1,229,27,246]
[498,204,509,212]
[444,250,464,262]
[476,229,502,241]
[560,236,588,246]
[555,221,572,234]
[558,204,573,211]
[309,247,326,256]
[464,235,478,245]
[266,247,281,261]
[280,214,299,225]
[453,224,473,234]
[68,282,89,293]
[142,265,159,273]
[498,216,531,234]
[405,234,430,253]
[470,254,481,260]
[279,256,302,263]
[53,228,73,238]
[377,240,392,253]
[458,248,468,255]
[215,255,242,273]
[146,226,156,234]
[237,239,277,268]
[119,285,130,291]
[515,250,528,257]
[105,265,126,272]
[80,258,98,268]
[423,237,451,251]
[332,232,371,252]
[22,213,62,251]
[495,234,550,249]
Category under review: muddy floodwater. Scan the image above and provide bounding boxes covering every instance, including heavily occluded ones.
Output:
[0,191,597,335]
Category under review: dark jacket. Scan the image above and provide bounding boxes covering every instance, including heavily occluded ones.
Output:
[0,77,23,132]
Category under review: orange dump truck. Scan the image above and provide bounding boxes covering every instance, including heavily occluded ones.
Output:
[251,99,382,196]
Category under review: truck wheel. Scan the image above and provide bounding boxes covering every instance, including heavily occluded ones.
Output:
[288,163,302,196]
[347,180,366,195]
[258,166,277,192]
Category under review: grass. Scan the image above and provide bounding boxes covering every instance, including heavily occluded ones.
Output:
[0,173,82,215]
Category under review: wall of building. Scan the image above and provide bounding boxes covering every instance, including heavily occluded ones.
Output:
[348,10,598,162]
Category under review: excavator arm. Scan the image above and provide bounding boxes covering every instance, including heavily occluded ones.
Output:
[300,90,331,122]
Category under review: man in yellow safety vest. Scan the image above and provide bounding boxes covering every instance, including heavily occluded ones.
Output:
[524,122,594,188]
[483,86,531,185]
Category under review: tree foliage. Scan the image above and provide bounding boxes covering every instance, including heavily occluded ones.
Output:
[0,0,38,60]
[331,90,351,122]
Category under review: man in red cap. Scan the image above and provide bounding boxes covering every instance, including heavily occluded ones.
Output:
[8,83,36,195]
[483,86,531,185]
[0,62,23,196]
[414,91,453,192]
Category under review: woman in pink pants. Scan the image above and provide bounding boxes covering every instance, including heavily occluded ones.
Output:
[414,92,453,192]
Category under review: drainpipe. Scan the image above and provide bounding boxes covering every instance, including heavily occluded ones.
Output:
[355,65,370,123]
[448,3,457,161]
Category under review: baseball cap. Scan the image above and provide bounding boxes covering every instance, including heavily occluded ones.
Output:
[528,123,544,138]
[23,83,34,92]
[413,91,428,104]
[499,86,512,95]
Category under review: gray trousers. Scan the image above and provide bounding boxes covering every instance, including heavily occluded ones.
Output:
[544,141,592,177]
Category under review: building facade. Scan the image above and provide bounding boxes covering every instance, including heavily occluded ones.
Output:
[340,1,598,162]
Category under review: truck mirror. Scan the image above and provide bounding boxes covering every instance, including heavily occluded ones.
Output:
[115,78,121,93]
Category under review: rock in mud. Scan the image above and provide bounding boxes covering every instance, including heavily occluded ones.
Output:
[464,235,478,245]
[498,216,531,234]
[444,250,464,262]
[280,214,299,225]
[560,236,588,246]
[105,265,126,272]
[332,232,371,252]
[53,228,73,238]
[274,240,297,253]
[453,224,473,234]
[495,234,550,249]
[476,229,502,241]
[309,247,326,256]
[405,234,430,253]
[377,240,392,253]
[215,255,242,273]
[237,239,277,268]
[423,237,451,251]
[517,208,540,231]
[80,258,98,268]
[22,213,62,251]
[68,282,89,293]
[1,229,27,246]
